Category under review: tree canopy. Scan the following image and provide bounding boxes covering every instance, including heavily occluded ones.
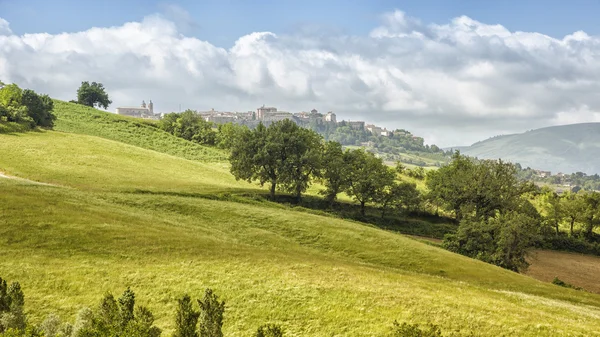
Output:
[77,81,112,109]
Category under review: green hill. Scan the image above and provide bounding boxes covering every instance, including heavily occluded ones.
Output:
[1,105,600,336]
[459,123,600,175]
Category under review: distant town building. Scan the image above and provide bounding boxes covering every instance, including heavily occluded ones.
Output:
[348,120,365,130]
[325,112,337,123]
[257,105,278,120]
[116,100,157,119]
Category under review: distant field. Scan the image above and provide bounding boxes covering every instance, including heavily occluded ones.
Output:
[1,105,600,336]
[526,250,600,294]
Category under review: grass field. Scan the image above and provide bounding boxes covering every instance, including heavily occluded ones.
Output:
[526,250,600,294]
[1,105,600,336]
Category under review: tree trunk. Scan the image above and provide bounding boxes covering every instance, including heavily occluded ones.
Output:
[570,217,575,236]
[555,222,560,236]
[360,201,366,217]
[295,189,302,204]
[270,180,276,199]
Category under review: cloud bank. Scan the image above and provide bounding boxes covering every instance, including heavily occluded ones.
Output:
[1,10,599,146]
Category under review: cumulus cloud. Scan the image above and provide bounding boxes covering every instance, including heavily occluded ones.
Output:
[1,10,600,146]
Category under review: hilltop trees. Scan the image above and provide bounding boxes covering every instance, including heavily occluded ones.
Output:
[230,120,323,200]
[76,81,112,109]
[0,83,55,130]
[345,149,395,216]
[159,110,216,146]
[320,141,351,205]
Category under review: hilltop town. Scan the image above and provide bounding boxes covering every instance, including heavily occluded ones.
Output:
[115,101,398,138]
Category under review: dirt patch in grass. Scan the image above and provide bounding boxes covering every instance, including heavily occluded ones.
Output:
[526,249,600,294]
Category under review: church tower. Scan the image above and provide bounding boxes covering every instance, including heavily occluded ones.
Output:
[148,100,154,114]
[141,100,147,109]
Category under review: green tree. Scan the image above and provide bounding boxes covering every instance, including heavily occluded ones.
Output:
[581,192,600,239]
[427,152,533,221]
[174,295,199,337]
[159,111,216,146]
[444,210,541,272]
[561,192,584,236]
[541,189,563,236]
[254,324,284,337]
[197,289,225,337]
[21,90,55,128]
[319,141,350,205]
[345,149,395,216]
[76,81,112,109]
[216,123,248,150]
[230,120,323,200]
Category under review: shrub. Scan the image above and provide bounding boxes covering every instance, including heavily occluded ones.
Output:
[254,324,284,337]
[391,321,442,337]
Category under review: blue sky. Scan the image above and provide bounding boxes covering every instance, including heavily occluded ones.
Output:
[2,0,599,47]
[3,0,600,146]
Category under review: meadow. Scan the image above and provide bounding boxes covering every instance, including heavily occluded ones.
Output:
[1,101,600,336]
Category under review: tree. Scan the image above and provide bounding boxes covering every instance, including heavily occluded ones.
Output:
[541,189,563,236]
[216,123,248,150]
[197,289,225,337]
[345,149,395,216]
[319,141,350,205]
[561,192,584,236]
[426,152,533,221]
[276,124,323,202]
[0,280,26,333]
[254,324,284,337]
[159,111,216,146]
[77,81,112,109]
[230,120,323,200]
[174,295,199,337]
[21,90,55,128]
[581,192,600,239]
[444,210,541,272]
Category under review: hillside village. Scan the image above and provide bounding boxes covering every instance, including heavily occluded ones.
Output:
[115,101,414,140]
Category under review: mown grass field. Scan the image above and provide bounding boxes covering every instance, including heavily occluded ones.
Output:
[1,102,600,336]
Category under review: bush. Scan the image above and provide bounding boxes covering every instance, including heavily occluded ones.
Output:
[255,324,284,337]
[391,321,442,337]
[541,235,600,256]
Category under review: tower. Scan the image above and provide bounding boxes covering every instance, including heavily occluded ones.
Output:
[141,100,147,109]
[148,100,154,114]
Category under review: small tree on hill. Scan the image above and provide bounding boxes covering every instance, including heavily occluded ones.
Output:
[198,289,225,337]
[174,294,199,337]
[320,141,350,205]
[255,324,284,337]
[345,149,395,216]
[77,81,112,109]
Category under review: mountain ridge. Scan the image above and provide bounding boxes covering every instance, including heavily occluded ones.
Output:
[457,122,600,175]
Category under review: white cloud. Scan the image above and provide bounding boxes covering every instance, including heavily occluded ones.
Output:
[2,10,600,146]
[0,18,11,35]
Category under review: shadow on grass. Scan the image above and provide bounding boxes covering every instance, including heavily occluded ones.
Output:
[127,189,457,239]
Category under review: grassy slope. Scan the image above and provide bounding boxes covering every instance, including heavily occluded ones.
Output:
[52,100,226,162]
[0,106,599,336]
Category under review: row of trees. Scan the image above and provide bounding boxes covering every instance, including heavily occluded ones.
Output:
[228,119,420,216]
[0,82,55,129]
[0,278,283,337]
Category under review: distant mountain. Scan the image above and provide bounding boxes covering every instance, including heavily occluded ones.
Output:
[459,123,600,175]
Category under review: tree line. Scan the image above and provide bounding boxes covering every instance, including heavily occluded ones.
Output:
[158,115,599,272]
[0,82,56,130]
[0,277,452,337]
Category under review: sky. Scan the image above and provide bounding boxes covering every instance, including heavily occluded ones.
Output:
[2,0,600,146]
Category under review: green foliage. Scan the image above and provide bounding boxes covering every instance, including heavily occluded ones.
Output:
[551,277,584,291]
[76,82,112,109]
[427,152,534,221]
[0,279,26,334]
[197,289,224,337]
[230,120,323,200]
[159,110,216,146]
[254,324,284,337]
[174,295,199,337]
[21,90,55,128]
[216,123,248,150]
[319,141,350,205]
[52,100,225,162]
[390,321,442,337]
[345,149,395,216]
[73,289,160,337]
[444,210,541,272]
[377,181,421,218]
